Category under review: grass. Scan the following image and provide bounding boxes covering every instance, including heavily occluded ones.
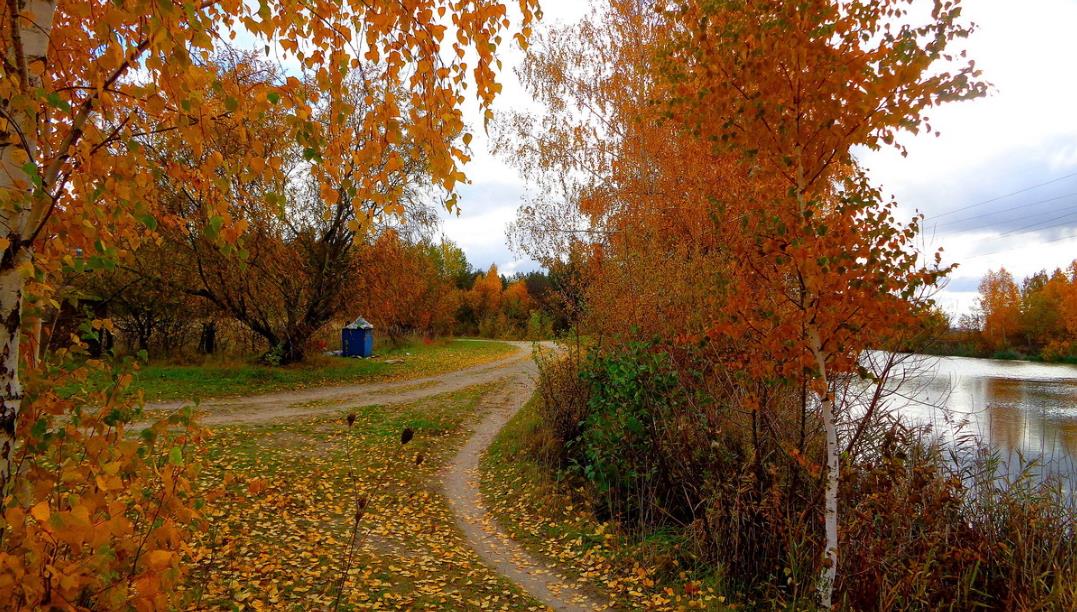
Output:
[130,338,517,402]
[479,394,733,611]
[181,383,541,610]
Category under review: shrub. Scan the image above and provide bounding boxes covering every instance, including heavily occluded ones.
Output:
[574,342,684,527]
[0,344,205,608]
[532,341,590,468]
[528,339,1077,609]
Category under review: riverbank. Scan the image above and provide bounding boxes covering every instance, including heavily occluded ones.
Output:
[921,332,1077,364]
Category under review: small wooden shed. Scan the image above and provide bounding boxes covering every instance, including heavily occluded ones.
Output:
[342,316,375,358]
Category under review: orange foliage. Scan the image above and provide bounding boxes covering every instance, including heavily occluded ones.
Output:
[0,352,205,608]
[507,0,983,604]
[501,280,534,320]
[2,0,535,606]
[970,263,1077,358]
[349,232,461,340]
[978,268,1022,351]
[467,265,504,322]
[501,1,749,342]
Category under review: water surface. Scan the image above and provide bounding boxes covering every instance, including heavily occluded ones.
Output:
[867,353,1077,493]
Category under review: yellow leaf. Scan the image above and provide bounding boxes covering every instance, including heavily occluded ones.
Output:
[30,502,50,524]
[9,148,29,166]
[147,549,173,570]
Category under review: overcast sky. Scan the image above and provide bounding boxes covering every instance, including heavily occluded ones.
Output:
[440,0,1077,317]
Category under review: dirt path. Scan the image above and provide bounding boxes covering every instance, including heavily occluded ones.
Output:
[152,340,607,609]
[145,341,535,426]
[442,366,610,612]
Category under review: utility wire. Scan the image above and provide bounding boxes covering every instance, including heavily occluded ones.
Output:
[931,191,1077,231]
[964,228,1077,261]
[995,207,1077,239]
[930,170,1077,220]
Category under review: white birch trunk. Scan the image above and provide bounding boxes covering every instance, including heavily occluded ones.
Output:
[808,325,838,609]
[0,0,56,497]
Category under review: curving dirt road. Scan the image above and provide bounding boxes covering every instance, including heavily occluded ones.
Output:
[146,341,536,426]
[442,366,608,611]
[150,340,607,610]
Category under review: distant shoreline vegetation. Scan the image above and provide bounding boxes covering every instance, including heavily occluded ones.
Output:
[930,262,1077,364]
[921,334,1077,364]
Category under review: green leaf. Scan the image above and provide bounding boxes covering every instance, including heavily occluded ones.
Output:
[30,417,48,439]
[137,214,158,230]
[205,215,224,239]
[168,447,184,465]
[45,92,71,112]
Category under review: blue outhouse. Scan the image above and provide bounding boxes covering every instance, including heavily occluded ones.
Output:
[342,317,374,357]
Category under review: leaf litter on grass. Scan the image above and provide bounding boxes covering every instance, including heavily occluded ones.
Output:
[181,384,544,610]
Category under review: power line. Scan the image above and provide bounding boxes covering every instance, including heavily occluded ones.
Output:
[995,207,1077,239]
[931,191,1077,231]
[964,228,1077,261]
[930,170,1077,220]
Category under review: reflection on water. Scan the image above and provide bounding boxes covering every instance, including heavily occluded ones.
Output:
[865,353,1077,494]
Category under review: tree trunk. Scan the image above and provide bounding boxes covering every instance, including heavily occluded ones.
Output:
[199,321,217,354]
[0,247,29,498]
[274,337,305,365]
[1,0,56,498]
[808,325,838,609]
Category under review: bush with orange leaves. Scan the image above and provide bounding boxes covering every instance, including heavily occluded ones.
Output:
[0,329,205,609]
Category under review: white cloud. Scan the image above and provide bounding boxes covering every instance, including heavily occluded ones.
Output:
[448,0,1077,305]
[860,0,1077,315]
[440,1,591,275]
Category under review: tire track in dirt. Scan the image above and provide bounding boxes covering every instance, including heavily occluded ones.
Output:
[442,366,610,611]
[144,341,534,426]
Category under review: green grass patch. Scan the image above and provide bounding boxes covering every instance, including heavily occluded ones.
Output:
[132,339,516,402]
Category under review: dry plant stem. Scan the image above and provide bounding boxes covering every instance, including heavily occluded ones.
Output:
[331,492,366,611]
[332,415,365,610]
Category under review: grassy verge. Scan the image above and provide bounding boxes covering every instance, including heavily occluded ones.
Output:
[479,394,732,611]
[181,383,539,610]
[132,339,517,402]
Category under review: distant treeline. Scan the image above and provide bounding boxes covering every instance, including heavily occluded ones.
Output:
[928,262,1077,362]
[54,231,575,364]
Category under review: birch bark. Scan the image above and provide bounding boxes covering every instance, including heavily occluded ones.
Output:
[0,0,56,496]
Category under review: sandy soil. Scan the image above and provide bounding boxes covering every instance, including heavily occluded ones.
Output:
[441,365,610,611]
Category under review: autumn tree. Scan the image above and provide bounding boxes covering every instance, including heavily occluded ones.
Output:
[501,0,744,343]
[467,264,504,322]
[1019,269,1066,351]
[79,245,201,355]
[348,232,462,342]
[1,0,535,604]
[135,53,445,363]
[653,0,985,605]
[978,268,1022,352]
[426,239,474,289]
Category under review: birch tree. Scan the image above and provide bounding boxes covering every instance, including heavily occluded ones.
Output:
[658,0,985,605]
[0,0,536,499]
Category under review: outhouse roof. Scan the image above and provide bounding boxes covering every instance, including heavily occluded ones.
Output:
[345,316,374,330]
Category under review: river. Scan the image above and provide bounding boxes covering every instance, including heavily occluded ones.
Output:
[863,352,1077,498]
